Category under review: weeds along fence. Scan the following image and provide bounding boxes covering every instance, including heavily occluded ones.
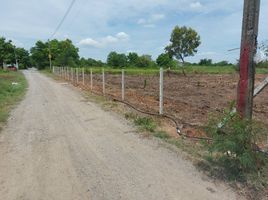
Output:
[52,66,268,130]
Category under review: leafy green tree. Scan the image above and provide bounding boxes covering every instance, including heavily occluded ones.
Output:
[199,58,212,66]
[15,48,30,69]
[107,51,128,68]
[0,37,16,65]
[55,39,79,67]
[165,26,201,63]
[30,39,79,69]
[127,52,139,66]
[30,41,49,69]
[156,53,174,68]
[136,55,156,68]
[79,57,104,67]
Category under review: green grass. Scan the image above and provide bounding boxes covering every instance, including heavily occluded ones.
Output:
[0,70,27,130]
[81,65,240,75]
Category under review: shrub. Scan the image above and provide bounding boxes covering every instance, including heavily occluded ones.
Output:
[206,113,267,180]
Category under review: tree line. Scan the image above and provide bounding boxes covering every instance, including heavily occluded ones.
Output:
[1,26,267,70]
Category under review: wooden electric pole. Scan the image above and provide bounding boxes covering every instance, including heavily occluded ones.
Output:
[237,0,260,119]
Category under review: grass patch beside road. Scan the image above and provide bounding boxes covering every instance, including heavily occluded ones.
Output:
[0,70,27,130]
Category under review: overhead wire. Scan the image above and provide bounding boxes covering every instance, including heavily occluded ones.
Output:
[49,0,77,40]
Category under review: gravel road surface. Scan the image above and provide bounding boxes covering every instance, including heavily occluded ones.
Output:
[0,69,243,200]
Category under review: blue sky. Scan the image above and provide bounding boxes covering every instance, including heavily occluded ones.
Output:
[0,0,267,63]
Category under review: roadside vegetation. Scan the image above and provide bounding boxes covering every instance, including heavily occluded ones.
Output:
[0,70,27,131]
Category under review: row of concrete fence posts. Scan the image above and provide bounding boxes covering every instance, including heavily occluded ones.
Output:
[54,67,164,115]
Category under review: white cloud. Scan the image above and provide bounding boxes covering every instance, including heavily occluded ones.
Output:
[116,32,130,41]
[137,13,165,27]
[78,32,129,48]
[189,2,204,10]
[78,38,102,48]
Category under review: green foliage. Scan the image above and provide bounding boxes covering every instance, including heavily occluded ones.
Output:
[256,60,268,68]
[0,37,15,65]
[15,48,30,69]
[79,57,104,67]
[136,54,156,68]
[127,52,139,66]
[199,58,212,66]
[30,39,79,70]
[0,37,30,69]
[206,113,267,179]
[134,117,156,132]
[156,53,175,68]
[165,26,201,63]
[107,51,128,68]
[30,40,49,69]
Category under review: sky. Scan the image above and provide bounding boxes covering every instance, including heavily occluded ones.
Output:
[0,0,267,63]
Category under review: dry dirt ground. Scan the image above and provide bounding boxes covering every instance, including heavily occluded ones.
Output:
[0,69,245,200]
[90,73,268,126]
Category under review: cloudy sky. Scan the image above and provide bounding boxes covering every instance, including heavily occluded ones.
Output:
[0,0,267,63]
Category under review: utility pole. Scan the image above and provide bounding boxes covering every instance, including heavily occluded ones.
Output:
[13,46,19,70]
[48,40,52,71]
[237,0,260,119]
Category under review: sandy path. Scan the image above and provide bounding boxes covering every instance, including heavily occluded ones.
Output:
[0,69,243,200]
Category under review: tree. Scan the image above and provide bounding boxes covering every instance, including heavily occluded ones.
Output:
[199,58,212,66]
[30,41,49,69]
[136,55,156,68]
[30,39,80,69]
[156,53,174,68]
[107,51,128,68]
[127,52,139,66]
[165,26,201,63]
[0,37,16,65]
[15,48,30,69]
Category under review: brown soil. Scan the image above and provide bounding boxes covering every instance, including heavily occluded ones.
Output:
[80,73,268,127]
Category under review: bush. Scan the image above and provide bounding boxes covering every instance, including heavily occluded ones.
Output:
[206,113,267,179]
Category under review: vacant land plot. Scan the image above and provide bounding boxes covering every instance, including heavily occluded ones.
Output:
[80,72,268,127]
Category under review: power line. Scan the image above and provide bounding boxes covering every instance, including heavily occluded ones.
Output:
[49,0,77,39]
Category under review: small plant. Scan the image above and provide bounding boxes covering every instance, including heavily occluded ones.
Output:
[153,131,171,139]
[134,116,156,132]
[206,112,267,181]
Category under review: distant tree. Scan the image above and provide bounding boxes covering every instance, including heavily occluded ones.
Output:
[136,55,156,68]
[215,60,230,66]
[165,26,201,63]
[0,37,16,65]
[199,58,213,66]
[15,48,30,69]
[156,53,174,68]
[79,57,104,67]
[127,52,139,66]
[30,40,49,69]
[30,39,79,69]
[107,51,128,68]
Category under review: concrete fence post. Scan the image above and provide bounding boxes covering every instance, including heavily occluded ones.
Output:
[159,67,164,115]
[102,68,105,95]
[76,68,79,83]
[71,68,73,82]
[90,68,93,91]
[122,69,125,101]
[82,68,85,85]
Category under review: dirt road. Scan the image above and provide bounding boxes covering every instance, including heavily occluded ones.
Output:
[0,69,242,200]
